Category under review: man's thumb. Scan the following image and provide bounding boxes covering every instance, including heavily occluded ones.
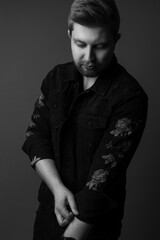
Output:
[68,196,79,215]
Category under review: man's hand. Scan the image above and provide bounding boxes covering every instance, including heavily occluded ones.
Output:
[35,159,79,227]
[54,185,79,227]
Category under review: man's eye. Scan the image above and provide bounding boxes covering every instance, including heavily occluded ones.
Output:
[76,42,86,48]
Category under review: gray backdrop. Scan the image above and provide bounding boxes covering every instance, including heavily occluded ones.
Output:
[0,0,159,239]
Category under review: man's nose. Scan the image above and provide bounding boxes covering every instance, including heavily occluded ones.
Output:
[84,46,95,62]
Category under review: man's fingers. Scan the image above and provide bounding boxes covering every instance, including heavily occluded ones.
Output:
[68,195,79,215]
[56,212,69,227]
[55,205,73,222]
[59,207,73,221]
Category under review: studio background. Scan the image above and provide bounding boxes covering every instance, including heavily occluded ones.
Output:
[0,1,159,239]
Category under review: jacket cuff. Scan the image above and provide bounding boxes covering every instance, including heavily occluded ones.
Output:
[75,187,118,224]
[22,141,54,168]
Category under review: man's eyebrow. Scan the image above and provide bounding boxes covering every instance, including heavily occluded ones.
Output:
[73,38,109,45]
[73,38,86,43]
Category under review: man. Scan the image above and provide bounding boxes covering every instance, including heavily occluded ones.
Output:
[22,0,148,239]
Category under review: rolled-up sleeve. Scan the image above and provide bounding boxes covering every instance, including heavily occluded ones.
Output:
[75,91,148,224]
[22,75,54,168]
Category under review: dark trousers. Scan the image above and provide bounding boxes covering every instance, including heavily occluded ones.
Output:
[33,204,120,240]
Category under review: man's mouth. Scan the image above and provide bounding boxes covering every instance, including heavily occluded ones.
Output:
[82,64,96,70]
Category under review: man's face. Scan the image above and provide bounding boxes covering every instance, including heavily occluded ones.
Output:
[70,22,118,78]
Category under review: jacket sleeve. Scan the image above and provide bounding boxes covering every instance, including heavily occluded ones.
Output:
[75,90,148,224]
[22,73,54,168]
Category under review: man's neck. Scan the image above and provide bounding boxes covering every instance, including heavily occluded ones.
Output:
[83,76,98,90]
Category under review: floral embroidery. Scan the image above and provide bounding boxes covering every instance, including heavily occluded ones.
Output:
[31,156,41,166]
[102,153,114,162]
[33,113,40,119]
[106,141,112,149]
[86,169,108,191]
[102,154,116,168]
[110,118,132,137]
[106,140,132,153]
[26,131,34,138]
[29,120,36,128]
[35,94,45,108]
[87,119,134,192]
[103,140,132,166]
[87,139,132,191]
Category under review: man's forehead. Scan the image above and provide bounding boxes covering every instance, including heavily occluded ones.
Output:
[72,22,112,43]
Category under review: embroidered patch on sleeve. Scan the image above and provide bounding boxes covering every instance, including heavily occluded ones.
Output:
[26,131,34,138]
[102,154,116,168]
[29,120,36,128]
[87,139,132,191]
[86,169,109,191]
[106,141,113,149]
[85,118,141,191]
[32,113,41,119]
[110,118,132,137]
[35,94,45,108]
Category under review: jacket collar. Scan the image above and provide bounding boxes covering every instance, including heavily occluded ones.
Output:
[91,55,118,96]
[64,55,118,96]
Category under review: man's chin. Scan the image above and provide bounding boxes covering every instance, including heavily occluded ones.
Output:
[78,66,98,78]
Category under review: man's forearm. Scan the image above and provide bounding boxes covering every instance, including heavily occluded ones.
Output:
[35,158,63,195]
[35,158,79,227]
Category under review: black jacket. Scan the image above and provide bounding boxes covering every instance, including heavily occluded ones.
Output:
[22,56,148,234]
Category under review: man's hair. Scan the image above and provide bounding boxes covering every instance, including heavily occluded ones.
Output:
[68,0,120,39]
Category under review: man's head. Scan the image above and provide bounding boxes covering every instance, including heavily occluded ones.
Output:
[68,0,120,40]
[68,0,121,78]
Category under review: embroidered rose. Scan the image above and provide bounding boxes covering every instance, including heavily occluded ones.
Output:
[29,121,36,128]
[106,141,112,149]
[102,154,116,168]
[26,131,34,138]
[36,94,45,108]
[86,169,108,191]
[110,118,132,137]
[102,139,132,170]
[33,113,40,119]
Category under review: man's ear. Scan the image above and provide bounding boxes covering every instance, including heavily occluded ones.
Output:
[68,30,71,38]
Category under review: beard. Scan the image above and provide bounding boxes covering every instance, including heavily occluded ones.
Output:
[75,61,100,77]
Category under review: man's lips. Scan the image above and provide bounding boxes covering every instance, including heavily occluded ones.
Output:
[82,64,96,70]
